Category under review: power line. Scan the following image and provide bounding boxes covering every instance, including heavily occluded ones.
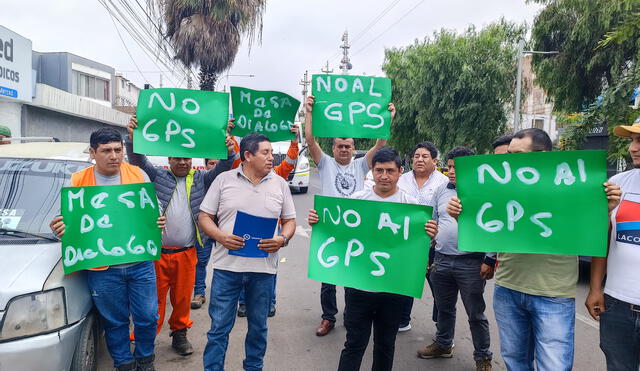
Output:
[352,0,427,57]
[100,0,195,86]
[99,0,186,87]
[107,10,150,84]
[323,0,403,67]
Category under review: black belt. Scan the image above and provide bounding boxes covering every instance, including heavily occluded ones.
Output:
[435,251,485,259]
[161,246,194,254]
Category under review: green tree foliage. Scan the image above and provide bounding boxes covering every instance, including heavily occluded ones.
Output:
[530,0,640,162]
[382,20,524,157]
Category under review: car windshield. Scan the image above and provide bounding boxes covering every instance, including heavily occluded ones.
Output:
[0,158,90,244]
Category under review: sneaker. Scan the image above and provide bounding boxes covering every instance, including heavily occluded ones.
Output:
[417,342,454,359]
[268,306,276,317]
[191,294,206,309]
[476,359,492,371]
[237,304,247,317]
[170,329,193,356]
[398,323,412,332]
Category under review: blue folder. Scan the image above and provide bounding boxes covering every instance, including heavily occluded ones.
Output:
[229,211,278,258]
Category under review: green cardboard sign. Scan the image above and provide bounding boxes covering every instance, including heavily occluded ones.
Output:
[60,183,162,274]
[230,86,300,141]
[311,74,392,139]
[455,150,608,256]
[134,88,229,159]
[308,195,432,298]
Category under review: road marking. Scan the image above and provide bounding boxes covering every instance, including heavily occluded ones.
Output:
[575,312,600,330]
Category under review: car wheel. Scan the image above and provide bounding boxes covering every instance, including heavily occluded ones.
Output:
[299,186,308,194]
[71,312,98,371]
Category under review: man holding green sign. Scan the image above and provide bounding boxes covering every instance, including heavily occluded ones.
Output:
[304,93,395,337]
[134,88,230,159]
[50,127,165,371]
[447,128,621,371]
[311,74,392,139]
[308,147,437,371]
[230,86,300,142]
[127,117,236,356]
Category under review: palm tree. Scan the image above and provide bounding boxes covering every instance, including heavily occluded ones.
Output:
[149,0,266,91]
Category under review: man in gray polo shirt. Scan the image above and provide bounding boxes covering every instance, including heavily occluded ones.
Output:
[417,146,494,371]
[198,133,296,371]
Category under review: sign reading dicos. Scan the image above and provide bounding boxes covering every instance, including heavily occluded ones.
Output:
[455,150,609,256]
[134,88,229,159]
[311,74,392,139]
[308,195,432,298]
[60,183,163,274]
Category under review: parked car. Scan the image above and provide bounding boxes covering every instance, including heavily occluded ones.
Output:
[0,142,99,371]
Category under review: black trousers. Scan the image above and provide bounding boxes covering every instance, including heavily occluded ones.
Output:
[321,282,339,322]
[337,288,404,371]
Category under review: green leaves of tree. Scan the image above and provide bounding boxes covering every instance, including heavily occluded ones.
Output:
[382,20,525,157]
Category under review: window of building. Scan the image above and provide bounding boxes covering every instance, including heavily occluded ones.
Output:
[72,70,110,101]
[533,118,545,130]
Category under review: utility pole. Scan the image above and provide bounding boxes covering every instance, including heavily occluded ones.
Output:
[321,61,333,74]
[513,45,559,133]
[299,70,310,121]
[339,30,352,74]
[159,73,163,88]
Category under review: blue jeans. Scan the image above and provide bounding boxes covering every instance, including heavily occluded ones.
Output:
[194,238,214,296]
[493,285,575,371]
[203,269,274,371]
[86,261,158,367]
[600,294,640,370]
[239,274,277,307]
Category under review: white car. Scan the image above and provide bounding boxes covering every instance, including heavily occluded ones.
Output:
[0,142,100,371]
[271,140,310,193]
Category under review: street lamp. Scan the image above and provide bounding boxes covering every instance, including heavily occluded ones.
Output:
[513,44,559,133]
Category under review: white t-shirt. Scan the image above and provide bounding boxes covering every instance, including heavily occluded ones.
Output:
[199,166,296,274]
[397,170,448,207]
[318,153,369,198]
[606,169,640,305]
[351,186,418,204]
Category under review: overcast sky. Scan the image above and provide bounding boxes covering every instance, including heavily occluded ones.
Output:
[1,0,541,102]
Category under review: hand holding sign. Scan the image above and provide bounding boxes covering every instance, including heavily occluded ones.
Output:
[134,88,229,159]
[311,74,392,139]
[308,196,432,298]
[59,183,163,274]
[230,87,300,142]
[455,150,609,256]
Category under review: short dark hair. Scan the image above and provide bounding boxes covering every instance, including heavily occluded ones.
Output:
[90,127,123,149]
[413,141,438,159]
[446,146,475,161]
[513,128,552,152]
[372,146,402,168]
[240,133,270,161]
[492,135,513,150]
[332,137,354,146]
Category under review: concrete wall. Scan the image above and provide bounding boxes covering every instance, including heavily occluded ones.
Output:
[21,104,126,142]
[0,100,23,137]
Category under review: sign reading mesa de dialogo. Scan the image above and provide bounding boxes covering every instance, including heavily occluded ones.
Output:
[0,25,32,103]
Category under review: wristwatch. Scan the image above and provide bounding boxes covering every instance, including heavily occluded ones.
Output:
[278,233,290,247]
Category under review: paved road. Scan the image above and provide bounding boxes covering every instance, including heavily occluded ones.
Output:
[98,169,605,370]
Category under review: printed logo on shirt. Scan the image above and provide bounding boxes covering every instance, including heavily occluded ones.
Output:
[615,193,640,246]
[335,172,357,196]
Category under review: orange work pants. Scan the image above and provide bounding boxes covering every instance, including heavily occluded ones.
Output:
[154,246,197,333]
